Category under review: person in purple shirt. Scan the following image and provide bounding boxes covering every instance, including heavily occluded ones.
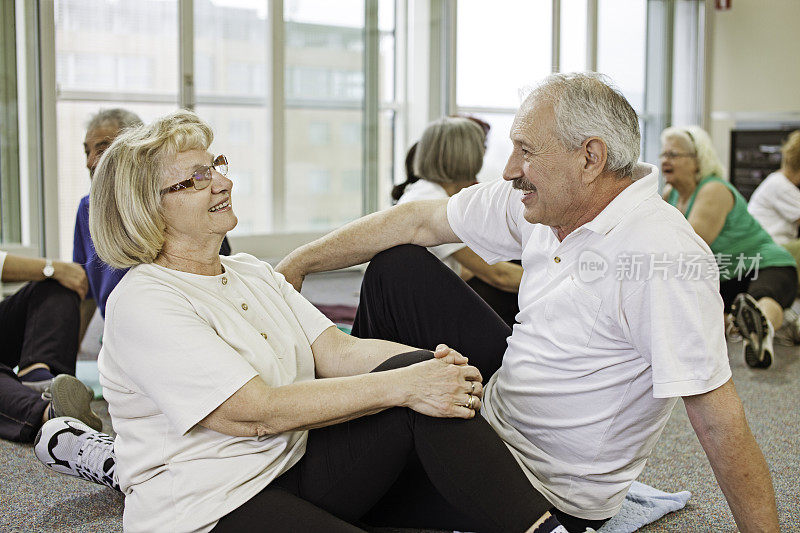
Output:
[74,109,231,327]
[73,109,143,324]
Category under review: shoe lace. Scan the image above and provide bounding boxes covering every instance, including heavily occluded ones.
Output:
[77,434,115,478]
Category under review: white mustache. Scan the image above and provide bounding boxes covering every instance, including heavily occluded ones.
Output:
[512,179,536,193]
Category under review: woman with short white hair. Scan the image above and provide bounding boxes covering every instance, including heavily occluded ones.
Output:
[36,110,562,533]
[661,125,797,369]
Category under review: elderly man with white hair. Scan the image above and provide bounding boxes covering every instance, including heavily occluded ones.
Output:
[277,72,779,532]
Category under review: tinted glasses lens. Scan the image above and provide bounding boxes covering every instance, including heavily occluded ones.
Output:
[214,155,228,176]
[192,167,213,190]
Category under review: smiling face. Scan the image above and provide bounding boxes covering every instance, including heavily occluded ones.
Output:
[84,124,122,178]
[159,149,237,251]
[502,99,587,228]
[660,135,698,188]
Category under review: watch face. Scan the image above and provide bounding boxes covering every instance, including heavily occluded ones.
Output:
[43,265,55,277]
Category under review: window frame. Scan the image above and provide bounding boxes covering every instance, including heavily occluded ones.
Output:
[35,0,404,261]
[450,0,707,178]
[16,0,704,260]
[3,0,52,258]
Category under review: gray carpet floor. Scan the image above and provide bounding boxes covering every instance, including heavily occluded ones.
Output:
[1,340,798,532]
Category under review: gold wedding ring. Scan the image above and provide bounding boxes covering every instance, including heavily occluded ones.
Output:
[470,381,476,394]
[466,395,475,410]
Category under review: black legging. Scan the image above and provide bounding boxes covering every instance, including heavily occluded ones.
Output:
[0,280,80,442]
[466,276,520,328]
[719,265,798,311]
[353,245,608,533]
[212,350,551,533]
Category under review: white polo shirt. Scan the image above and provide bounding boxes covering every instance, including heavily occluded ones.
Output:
[447,164,731,520]
[99,253,334,533]
[747,171,800,245]
[397,180,467,275]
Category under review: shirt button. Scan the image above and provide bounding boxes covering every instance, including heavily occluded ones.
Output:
[221,277,227,285]
[554,256,561,263]
[241,303,248,311]
[261,332,268,340]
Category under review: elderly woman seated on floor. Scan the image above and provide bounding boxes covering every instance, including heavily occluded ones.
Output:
[35,110,562,533]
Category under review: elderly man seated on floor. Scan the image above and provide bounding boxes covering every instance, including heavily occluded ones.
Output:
[277,72,779,532]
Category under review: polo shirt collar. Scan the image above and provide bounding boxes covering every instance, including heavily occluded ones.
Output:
[580,163,660,236]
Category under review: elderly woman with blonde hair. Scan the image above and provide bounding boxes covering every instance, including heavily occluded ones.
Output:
[35,110,564,533]
[661,125,797,369]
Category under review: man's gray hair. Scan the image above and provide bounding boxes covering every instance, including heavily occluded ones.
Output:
[530,72,640,177]
[86,108,143,133]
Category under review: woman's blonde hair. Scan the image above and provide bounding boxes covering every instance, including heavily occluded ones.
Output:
[660,125,725,182]
[89,109,214,269]
[781,130,800,174]
[413,117,485,184]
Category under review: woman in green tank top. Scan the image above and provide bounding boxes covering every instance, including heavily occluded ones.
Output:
[660,125,797,369]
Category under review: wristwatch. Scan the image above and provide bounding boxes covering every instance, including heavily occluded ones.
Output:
[42,259,55,278]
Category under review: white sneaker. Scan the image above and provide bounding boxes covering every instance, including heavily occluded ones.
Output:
[763,320,775,367]
[732,293,773,369]
[34,416,119,491]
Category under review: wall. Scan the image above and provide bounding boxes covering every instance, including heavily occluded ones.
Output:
[706,0,800,174]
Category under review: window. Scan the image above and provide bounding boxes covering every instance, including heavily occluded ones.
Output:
[0,0,21,245]
[48,0,399,258]
[308,122,330,146]
[340,122,361,145]
[284,0,365,232]
[559,0,588,73]
[456,1,552,110]
[597,0,647,113]
[455,0,704,183]
[306,169,331,193]
[54,0,179,258]
[342,169,361,192]
[26,1,694,260]
[194,0,272,234]
[455,1,552,183]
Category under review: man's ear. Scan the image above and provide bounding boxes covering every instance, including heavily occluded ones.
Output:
[581,137,607,184]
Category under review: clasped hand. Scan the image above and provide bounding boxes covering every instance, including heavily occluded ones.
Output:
[401,344,484,419]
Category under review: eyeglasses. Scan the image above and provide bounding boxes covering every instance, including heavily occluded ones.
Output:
[659,151,696,160]
[160,155,228,195]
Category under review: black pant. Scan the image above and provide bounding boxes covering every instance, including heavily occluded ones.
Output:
[466,276,520,328]
[719,265,798,311]
[353,245,607,532]
[0,280,80,442]
[212,350,551,533]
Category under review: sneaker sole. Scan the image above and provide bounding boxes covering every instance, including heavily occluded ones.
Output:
[50,375,103,431]
[23,378,94,397]
[743,342,772,369]
[733,294,771,369]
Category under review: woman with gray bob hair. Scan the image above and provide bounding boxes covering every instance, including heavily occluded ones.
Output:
[39,109,558,533]
[394,117,523,327]
[532,72,640,178]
